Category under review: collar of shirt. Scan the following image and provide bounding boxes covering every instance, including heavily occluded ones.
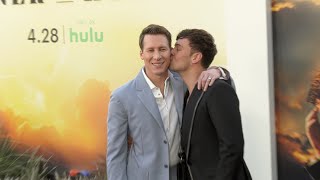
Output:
[142,69,171,98]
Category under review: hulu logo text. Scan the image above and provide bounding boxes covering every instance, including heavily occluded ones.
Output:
[69,27,104,43]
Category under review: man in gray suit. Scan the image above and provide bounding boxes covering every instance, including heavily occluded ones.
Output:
[107,24,225,180]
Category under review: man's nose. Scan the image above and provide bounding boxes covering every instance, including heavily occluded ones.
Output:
[153,51,161,60]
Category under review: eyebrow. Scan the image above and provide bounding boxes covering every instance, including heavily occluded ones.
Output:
[145,46,169,50]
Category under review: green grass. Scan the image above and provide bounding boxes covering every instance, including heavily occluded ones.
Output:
[0,137,53,179]
[0,137,107,180]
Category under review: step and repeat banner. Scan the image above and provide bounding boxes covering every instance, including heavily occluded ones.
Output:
[272,0,320,179]
[0,0,227,174]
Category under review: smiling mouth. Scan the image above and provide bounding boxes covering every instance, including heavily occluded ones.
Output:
[152,62,164,67]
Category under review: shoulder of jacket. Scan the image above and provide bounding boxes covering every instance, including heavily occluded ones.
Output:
[111,79,135,97]
[207,79,234,95]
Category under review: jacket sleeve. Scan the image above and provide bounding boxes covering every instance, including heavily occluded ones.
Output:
[107,93,128,180]
[207,81,244,180]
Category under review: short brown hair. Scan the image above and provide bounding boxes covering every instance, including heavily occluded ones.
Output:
[139,24,172,50]
[177,29,217,68]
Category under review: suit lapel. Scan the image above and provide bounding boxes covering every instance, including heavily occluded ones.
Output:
[135,70,165,131]
[169,71,184,126]
[183,86,203,120]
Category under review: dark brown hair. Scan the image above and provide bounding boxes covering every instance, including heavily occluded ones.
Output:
[139,24,172,50]
[177,29,217,68]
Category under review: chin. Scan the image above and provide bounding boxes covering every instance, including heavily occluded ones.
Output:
[169,65,176,71]
[154,69,168,76]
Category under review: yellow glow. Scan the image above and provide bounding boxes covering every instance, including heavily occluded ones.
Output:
[272,2,295,11]
[0,0,226,169]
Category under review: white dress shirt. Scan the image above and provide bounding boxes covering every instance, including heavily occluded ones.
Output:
[142,69,180,167]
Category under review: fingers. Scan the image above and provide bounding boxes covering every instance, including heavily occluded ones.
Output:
[209,76,215,86]
[197,72,205,90]
[201,76,209,91]
[198,72,210,90]
[203,77,212,91]
[198,68,221,90]
[198,74,216,91]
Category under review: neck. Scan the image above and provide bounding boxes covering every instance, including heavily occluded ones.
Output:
[179,66,205,94]
[145,69,168,94]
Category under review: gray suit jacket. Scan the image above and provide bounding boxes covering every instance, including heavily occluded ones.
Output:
[107,69,185,180]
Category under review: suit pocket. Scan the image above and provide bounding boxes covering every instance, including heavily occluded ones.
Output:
[127,159,149,180]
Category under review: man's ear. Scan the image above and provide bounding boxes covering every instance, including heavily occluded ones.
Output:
[191,52,202,64]
[140,50,143,60]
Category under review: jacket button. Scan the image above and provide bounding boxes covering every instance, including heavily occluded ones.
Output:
[164,164,168,168]
[163,140,167,144]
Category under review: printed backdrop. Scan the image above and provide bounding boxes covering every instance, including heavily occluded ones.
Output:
[0,0,227,172]
[272,0,320,179]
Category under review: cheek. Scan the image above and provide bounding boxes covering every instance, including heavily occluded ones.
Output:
[176,54,186,61]
[163,54,172,62]
[143,55,153,61]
